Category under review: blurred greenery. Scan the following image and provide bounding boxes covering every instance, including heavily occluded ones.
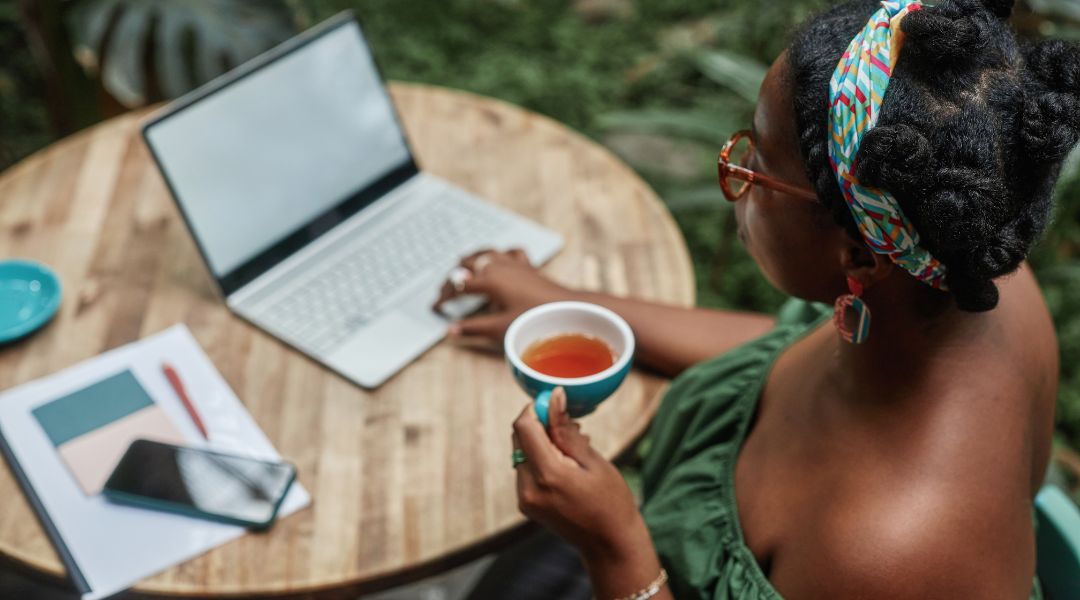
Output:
[0,6,49,168]
[67,0,296,105]
[1,0,1079,492]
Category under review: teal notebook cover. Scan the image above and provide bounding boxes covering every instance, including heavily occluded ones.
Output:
[32,370,154,447]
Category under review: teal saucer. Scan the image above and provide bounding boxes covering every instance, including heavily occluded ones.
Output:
[0,260,62,344]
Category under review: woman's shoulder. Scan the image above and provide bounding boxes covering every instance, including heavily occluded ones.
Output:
[940,263,1057,487]
[770,472,1038,600]
[763,274,1052,599]
[897,264,1055,489]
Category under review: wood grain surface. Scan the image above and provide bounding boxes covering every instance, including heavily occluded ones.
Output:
[0,83,695,598]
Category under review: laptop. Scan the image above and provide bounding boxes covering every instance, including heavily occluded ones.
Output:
[142,12,563,388]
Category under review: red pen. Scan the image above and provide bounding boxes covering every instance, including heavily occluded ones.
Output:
[162,363,210,440]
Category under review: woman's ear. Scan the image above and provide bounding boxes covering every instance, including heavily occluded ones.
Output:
[839,235,893,289]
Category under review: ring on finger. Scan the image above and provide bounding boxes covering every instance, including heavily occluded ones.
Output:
[473,253,494,275]
[448,266,471,293]
[511,448,527,468]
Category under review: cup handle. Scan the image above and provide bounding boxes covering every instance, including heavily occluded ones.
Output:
[534,389,552,428]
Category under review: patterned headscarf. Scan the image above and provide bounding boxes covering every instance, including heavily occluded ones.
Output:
[828,0,949,290]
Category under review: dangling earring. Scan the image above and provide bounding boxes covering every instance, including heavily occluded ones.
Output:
[834,276,871,344]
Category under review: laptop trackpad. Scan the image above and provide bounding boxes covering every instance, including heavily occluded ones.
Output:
[324,311,445,388]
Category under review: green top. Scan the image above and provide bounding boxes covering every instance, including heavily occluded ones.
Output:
[640,299,1042,600]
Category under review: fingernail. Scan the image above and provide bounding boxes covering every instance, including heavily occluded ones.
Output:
[449,323,462,336]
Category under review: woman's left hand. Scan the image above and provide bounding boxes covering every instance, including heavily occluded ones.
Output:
[512,387,650,558]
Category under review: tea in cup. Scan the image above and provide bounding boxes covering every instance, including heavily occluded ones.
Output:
[504,301,635,426]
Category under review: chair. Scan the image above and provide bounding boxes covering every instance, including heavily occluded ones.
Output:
[1035,485,1080,599]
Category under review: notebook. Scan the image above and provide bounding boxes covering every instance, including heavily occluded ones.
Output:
[0,325,311,600]
[32,370,185,495]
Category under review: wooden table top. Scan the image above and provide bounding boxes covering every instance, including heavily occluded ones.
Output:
[0,83,695,598]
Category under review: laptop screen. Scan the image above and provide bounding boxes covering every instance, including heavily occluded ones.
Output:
[144,17,415,295]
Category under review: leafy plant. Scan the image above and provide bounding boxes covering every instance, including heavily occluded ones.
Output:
[66,0,297,106]
[597,47,763,175]
[692,50,767,104]
[1031,144,1080,453]
[596,45,773,310]
[1,2,63,163]
[597,108,737,147]
[1028,0,1080,23]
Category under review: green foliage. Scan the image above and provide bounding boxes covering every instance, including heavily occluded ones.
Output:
[597,108,737,146]
[66,0,296,106]
[0,9,50,168]
[596,44,770,313]
[692,50,767,104]
[1029,0,1080,23]
[290,0,673,133]
[1032,147,1080,450]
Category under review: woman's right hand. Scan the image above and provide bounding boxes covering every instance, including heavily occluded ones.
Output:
[434,248,571,342]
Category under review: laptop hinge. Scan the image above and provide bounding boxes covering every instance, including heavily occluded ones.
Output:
[226,172,429,309]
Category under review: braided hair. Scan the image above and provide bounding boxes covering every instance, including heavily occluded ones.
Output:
[788,0,1080,311]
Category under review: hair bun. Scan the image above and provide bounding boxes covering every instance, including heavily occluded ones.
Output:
[912,167,1007,250]
[854,124,933,195]
[1024,39,1080,94]
[1020,92,1080,162]
[936,212,1029,313]
[968,234,1025,279]
[947,272,1000,311]
[902,0,991,64]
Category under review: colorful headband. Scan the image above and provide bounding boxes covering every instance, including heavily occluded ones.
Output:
[828,0,949,290]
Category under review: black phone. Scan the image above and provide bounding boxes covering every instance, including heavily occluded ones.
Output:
[103,439,296,529]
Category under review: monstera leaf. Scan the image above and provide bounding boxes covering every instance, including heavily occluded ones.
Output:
[66,0,296,107]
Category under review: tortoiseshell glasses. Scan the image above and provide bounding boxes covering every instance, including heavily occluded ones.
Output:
[717,130,819,202]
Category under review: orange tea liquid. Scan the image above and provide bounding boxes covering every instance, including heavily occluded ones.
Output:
[522,333,615,378]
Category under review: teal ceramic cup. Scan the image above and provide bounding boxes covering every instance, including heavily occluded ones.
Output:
[504,301,635,427]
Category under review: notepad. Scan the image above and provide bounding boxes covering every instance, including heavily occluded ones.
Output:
[0,324,310,600]
[32,370,185,495]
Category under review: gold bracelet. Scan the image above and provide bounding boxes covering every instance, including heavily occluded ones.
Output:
[612,568,668,600]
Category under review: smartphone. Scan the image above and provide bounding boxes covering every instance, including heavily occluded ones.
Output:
[103,439,296,529]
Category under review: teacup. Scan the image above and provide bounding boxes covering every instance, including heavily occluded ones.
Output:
[504,301,635,426]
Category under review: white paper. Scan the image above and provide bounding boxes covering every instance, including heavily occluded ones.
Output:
[0,324,311,600]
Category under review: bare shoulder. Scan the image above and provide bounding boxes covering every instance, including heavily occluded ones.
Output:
[769,341,1046,599]
[762,264,1051,600]
[771,484,1036,599]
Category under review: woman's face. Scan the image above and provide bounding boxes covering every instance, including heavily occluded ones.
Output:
[733,52,849,303]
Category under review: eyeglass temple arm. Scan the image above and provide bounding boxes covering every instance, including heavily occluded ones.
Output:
[720,162,818,201]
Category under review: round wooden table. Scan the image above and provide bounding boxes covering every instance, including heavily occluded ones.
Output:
[0,83,695,598]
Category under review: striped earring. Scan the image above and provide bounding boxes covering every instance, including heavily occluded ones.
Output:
[834,276,871,344]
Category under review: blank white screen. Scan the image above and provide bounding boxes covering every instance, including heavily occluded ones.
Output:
[146,21,411,277]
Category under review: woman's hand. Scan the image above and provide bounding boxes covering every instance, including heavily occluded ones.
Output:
[434,249,570,342]
[513,388,672,599]
[512,387,650,558]
[436,249,776,378]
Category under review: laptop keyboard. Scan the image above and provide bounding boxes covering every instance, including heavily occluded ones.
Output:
[254,192,510,353]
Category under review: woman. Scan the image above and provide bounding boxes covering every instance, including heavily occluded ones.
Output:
[440,0,1076,597]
